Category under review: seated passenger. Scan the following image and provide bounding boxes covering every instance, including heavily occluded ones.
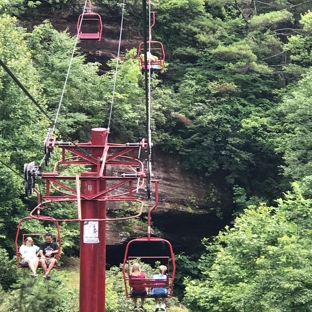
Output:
[19,236,39,278]
[130,262,147,311]
[39,233,58,280]
[147,51,158,62]
[140,52,159,62]
[151,265,168,312]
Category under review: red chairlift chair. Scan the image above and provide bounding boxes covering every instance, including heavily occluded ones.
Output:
[77,0,103,41]
[137,11,165,72]
[15,216,62,269]
[137,41,166,72]
[122,237,176,299]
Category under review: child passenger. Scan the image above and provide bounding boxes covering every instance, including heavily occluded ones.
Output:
[130,263,147,311]
[151,265,168,311]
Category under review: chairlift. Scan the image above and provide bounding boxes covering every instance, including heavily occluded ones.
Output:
[137,12,165,72]
[15,216,62,269]
[122,237,176,298]
[138,41,165,72]
[77,0,103,41]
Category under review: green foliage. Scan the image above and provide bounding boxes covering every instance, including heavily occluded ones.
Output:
[249,10,293,31]
[3,1,312,310]
[0,247,18,290]
[184,184,312,311]
[153,0,307,206]
[174,253,203,300]
[0,0,26,15]
[274,67,312,185]
[101,0,143,18]
[105,262,180,312]
[100,49,145,141]
[0,270,78,311]
[0,14,49,254]
[283,11,312,79]
[156,0,210,60]
[26,20,105,141]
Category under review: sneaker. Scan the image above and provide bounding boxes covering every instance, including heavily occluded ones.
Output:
[155,308,160,312]
[140,307,146,312]
[160,308,166,311]
[43,275,51,280]
[134,306,138,311]
[31,274,37,278]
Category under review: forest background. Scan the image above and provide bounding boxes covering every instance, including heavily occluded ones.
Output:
[1,0,312,311]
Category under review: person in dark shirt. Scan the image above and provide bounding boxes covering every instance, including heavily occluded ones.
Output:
[39,233,58,279]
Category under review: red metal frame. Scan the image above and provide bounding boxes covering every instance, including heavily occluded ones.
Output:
[77,0,103,41]
[15,216,62,268]
[122,177,176,298]
[137,41,166,72]
[19,128,163,312]
[137,11,166,72]
[18,127,175,311]
[122,237,176,298]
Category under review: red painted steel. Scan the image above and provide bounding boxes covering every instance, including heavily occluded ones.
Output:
[79,128,107,311]
[137,12,166,72]
[18,127,157,312]
[122,237,176,298]
[121,180,176,298]
[137,40,166,72]
[15,216,62,268]
[77,0,103,41]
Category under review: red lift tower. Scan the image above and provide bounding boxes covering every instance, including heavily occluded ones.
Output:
[25,127,155,312]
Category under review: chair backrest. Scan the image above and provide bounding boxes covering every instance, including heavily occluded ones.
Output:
[129,277,168,289]
[77,13,103,41]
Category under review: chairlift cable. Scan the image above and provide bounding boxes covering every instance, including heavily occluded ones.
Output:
[51,0,89,134]
[142,0,152,198]
[0,158,23,179]
[148,0,152,160]
[107,0,126,136]
[0,58,54,124]
[38,0,103,167]
[144,0,153,198]
[0,57,97,171]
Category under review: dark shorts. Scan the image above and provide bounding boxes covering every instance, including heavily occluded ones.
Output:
[131,290,147,297]
[40,257,57,265]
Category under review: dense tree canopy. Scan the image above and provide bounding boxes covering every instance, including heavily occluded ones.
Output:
[184,183,312,311]
[1,0,312,310]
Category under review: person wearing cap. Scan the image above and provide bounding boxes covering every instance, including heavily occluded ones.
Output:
[19,237,40,277]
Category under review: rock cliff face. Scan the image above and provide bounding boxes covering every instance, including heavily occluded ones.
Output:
[26,9,234,261]
[105,149,233,265]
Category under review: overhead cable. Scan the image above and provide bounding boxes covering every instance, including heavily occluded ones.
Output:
[0,58,53,123]
[107,0,126,136]
[0,158,23,179]
[51,0,89,133]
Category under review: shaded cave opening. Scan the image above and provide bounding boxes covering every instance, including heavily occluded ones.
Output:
[106,210,232,268]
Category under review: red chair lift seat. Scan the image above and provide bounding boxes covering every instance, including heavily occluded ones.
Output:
[129,277,170,298]
[137,41,166,72]
[15,217,61,269]
[122,237,176,299]
[77,12,103,41]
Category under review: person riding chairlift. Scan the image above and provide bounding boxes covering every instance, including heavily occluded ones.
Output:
[140,51,158,62]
